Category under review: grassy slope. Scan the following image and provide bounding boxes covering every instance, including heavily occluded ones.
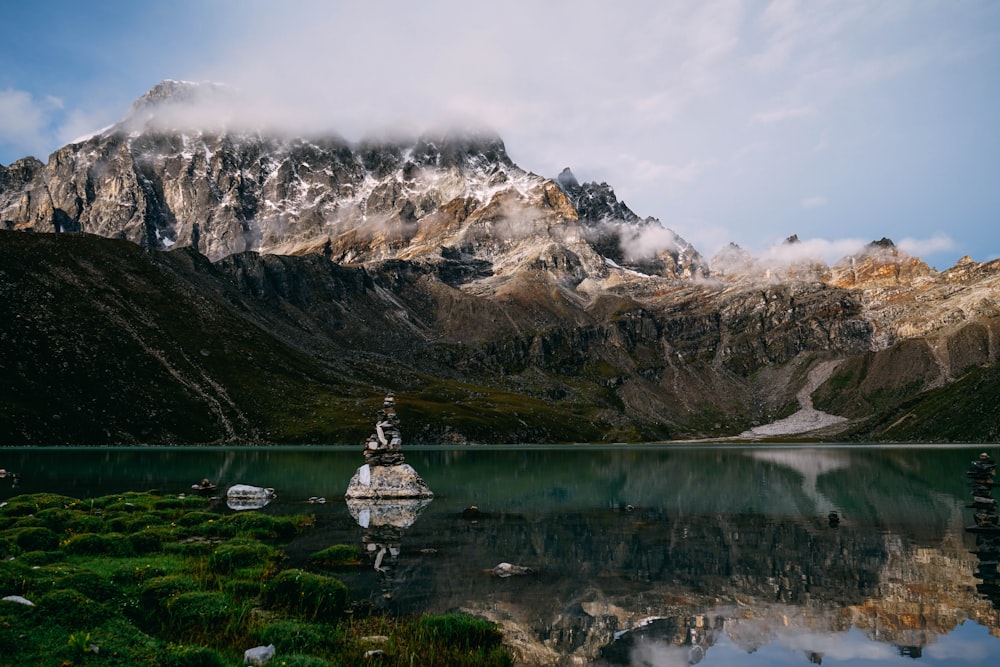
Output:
[0,232,613,445]
[842,365,1000,443]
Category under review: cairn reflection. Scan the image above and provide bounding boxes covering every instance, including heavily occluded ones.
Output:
[344,392,433,602]
[966,452,1000,610]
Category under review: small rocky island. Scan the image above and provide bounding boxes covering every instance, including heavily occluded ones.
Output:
[344,392,433,500]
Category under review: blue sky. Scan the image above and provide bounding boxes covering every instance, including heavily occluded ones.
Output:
[2,1,998,269]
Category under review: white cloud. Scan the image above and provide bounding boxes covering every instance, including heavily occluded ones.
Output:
[800,195,827,209]
[0,88,61,158]
[747,234,958,267]
[759,236,868,266]
[671,220,735,261]
[897,234,955,258]
[58,107,119,145]
[619,223,680,261]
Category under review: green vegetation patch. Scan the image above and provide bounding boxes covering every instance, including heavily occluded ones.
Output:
[0,493,82,516]
[845,364,1000,442]
[255,619,345,655]
[418,613,506,650]
[36,588,113,629]
[309,543,361,569]
[0,491,514,667]
[165,591,249,644]
[8,526,59,552]
[57,571,122,603]
[343,614,514,667]
[161,644,228,667]
[62,532,137,557]
[208,539,283,574]
[264,569,349,620]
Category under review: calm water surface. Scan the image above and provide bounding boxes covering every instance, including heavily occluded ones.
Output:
[2,444,998,667]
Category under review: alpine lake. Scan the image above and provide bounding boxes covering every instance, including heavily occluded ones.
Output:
[2,444,998,667]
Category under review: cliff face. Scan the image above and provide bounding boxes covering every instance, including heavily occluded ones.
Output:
[1,81,999,445]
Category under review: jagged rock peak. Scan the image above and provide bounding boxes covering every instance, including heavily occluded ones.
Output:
[0,78,710,282]
[115,79,241,134]
[0,156,43,183]
[829,236,933,288]
[709,237,833,283]
[553,167,640,225]
[556,167,580,190]
[130,79,230,108]
[709,242,755,278]
[548,166,708,278]
[940,254,1000,283]
[409,129,512,170]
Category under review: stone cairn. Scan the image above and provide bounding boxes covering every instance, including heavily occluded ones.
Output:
[364,392,405,467]
[345,392,433,604]
[344,391,432,500]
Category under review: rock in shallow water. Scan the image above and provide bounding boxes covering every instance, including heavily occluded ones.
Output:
[344,463,433,499]
[492,562,533,577]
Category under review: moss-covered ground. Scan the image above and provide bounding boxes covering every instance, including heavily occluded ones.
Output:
[0,492,512,667]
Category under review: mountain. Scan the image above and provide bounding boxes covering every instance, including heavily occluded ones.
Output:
[1,80,998,445]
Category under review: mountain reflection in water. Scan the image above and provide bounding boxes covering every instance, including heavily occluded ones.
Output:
[2,445,999,666]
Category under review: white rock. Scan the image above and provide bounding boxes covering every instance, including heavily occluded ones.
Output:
[492,562,533,577]
[227,485,277,511]
[345,463,432,499]
[244,643,276,666]
[2,595,34,606]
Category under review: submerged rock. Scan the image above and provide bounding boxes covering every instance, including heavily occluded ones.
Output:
[492,562,534,577]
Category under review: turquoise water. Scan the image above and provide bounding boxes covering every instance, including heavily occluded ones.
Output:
[1,444,998,666]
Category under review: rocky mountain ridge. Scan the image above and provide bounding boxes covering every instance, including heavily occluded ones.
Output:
[1,80,998,445]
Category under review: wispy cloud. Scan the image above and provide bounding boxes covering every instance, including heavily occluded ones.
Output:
[800,195,827,209]
[0,88,62,159]
[897,234,955,258]
[754,234,956,266]
[760,236,868,266]
[751,106,816,124]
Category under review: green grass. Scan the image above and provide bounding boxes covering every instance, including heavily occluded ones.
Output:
[845,365,1000,442]
[309,543,362,569]
[0,490,514,666]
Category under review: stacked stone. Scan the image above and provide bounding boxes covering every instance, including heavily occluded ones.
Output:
[363,392,406,467]
[345,391,432,500]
